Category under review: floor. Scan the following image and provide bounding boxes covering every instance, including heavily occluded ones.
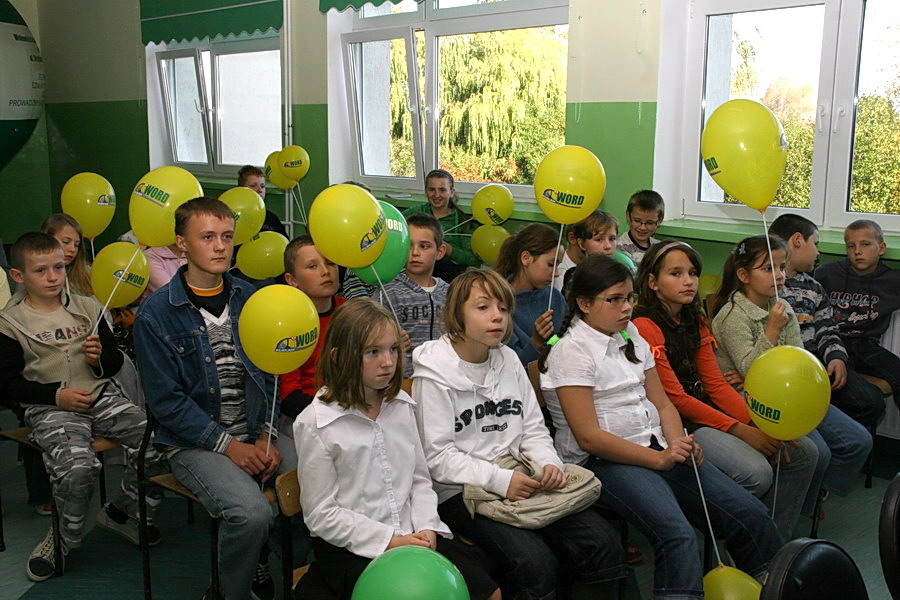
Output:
[2,408,897,599]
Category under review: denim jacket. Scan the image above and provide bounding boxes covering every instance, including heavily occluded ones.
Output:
[133,267,277,451]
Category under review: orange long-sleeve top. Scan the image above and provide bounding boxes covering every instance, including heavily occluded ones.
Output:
[633,316,752,432]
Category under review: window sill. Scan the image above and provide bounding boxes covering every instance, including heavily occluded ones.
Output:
[658,219,900,261]
[374,193,552,225]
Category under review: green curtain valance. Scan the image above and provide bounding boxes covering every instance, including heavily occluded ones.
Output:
[319,0,421,14]
[141,0,282,45]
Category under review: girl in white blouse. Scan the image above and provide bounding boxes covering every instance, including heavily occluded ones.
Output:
[293,299,498,600]
[539,255,783,600]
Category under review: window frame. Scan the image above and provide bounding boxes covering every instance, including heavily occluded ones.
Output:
[341,0,569,200]
[656,0,899,233]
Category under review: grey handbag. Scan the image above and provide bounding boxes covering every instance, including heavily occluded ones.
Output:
[463,454,602,529]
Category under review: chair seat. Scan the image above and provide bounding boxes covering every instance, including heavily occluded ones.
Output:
[1,426,118,453]
[150,473,277,510]
[862,374,893,396]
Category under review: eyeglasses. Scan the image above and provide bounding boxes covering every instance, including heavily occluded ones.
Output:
[630,218,660,227]
[598,292,638,307]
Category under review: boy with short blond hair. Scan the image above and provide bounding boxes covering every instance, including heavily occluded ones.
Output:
[0,232,162,582]
[280,235,346,423]
[376,212,449,377]
[815,219,900,400]
[553,210,618,290]
[617,189,664,265]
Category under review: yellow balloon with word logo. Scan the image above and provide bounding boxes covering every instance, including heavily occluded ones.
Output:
[472,184,514,225]
[236,231,289,280]
[308,184,387,268]
[90,242,149,308]
[239,285,319,375]
[471,225,511,266]
[264,151,297,190]
[534,145,606,224]
[701,99,787,212]
[744,345,830,440]
[61,172,116,240]
[703,564,761,600]
[129,166,203,247]
[279,145,311,182]
[219,186,265,246]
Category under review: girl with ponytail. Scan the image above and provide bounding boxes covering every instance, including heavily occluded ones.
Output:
[539,254,782,600]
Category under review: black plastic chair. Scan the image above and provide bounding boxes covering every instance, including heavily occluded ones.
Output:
[879,474,900,599]
[760,538,868,600]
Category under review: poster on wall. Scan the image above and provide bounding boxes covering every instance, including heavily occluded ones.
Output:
[0,0,44,171]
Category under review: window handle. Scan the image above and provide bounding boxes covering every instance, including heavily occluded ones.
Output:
[832,105,847,133]
[817,104,828,133]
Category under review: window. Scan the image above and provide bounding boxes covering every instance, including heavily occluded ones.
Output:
[657,0,900,231]
[154,36,282,175]
[341,0,568,198]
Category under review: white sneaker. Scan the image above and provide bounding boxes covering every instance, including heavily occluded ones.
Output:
[26,527,65,582]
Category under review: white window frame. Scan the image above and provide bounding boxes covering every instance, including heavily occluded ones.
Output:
[655,0,899,233]
[153,35,283,177]
[340,0,568,200]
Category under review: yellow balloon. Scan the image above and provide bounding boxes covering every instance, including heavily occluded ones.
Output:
[701,99,787,212]
[236,231,289,280]
[279,145,311,182]
[90,242,149,308]
[264,151,297,190]
[238,285,320,375]
[698,274,722,298]
[534,145,606,224]
[703,565,762,600]
[471,225,511,266]
[472,184,514,225]
[744,345,830,440]
[308,184,387,268]
[219,187,265,246]
[61,173,116,240]
[129,166,203,247]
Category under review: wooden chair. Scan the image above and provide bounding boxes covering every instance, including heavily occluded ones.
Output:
[862,374,893,489]
[401,378,413,395]
[275,468,311,599]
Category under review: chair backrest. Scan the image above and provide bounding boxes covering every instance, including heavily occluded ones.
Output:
[401,378,413,396]
[760,538,868,600]
[526,361,545,407]
[276,468,302,518]
[880,475,900,599]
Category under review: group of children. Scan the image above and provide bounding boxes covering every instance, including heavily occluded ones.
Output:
[1,167,897,600]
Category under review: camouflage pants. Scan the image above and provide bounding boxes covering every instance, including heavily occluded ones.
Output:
[24,380,165,549]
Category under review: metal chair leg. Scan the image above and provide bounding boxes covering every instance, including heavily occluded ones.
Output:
[98,451,108,506]
[51,497,63,577]
[864,422,877,489]
[210,517,221,599]
[810,488,824,538]
[0,487,5,552]
[280,514,293,600]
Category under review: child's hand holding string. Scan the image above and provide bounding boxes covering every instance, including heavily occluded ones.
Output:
[82,334,102,367]
[764,301,789,344]
[531,310,555,349]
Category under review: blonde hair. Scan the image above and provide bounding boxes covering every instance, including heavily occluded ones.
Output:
[317,299,403,411]
[444,269,515,344]
[40,213,92,296]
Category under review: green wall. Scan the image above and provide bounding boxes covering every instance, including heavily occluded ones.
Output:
[0,114,52,245]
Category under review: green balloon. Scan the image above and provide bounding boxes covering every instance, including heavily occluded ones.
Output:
[352,201,410,286]
[613,249,637,275]
[352,546,469,600]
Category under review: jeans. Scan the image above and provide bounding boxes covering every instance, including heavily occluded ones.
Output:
[693,427,817,540]
[439,493,628,600]
[168,434,295,600]
[832,366,887,428]
[845,337,899,402]
[802,404,872,516]
[586,445,783,600]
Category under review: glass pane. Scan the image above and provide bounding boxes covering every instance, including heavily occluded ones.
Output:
[160,55,208,163]
[436,25,568,184]
[360,0,418,17]
[849,0,900,215]
[436,0,506,7]
[351,39,416,178]
[216,49,282,166]
[701,6,824,209]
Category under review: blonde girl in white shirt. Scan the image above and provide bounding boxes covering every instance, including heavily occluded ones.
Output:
[293,299,499,600]
[539,255,783,600]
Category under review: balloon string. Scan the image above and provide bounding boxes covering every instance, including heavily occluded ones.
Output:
[372,266,400,325]
[262,374,278,491]
[548,225,565,312]
[685,427,723,567]
[292,188,308,229]
[90,239,96,263]
[91,246,141,336]
[760,210,779,303]
[442,217,473,234]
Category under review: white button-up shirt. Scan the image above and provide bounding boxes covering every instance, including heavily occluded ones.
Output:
[540,319,665,465]
[294,389,450,559]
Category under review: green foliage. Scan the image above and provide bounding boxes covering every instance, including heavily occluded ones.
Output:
[850,94,900,215]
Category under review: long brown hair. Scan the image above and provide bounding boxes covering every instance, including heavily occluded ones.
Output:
[494,223,560,281]
[635,240,704,321]
[41,213,93,296]
[317,299,403,411]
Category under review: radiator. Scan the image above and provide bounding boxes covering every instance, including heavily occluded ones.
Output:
[876,310,900,440]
